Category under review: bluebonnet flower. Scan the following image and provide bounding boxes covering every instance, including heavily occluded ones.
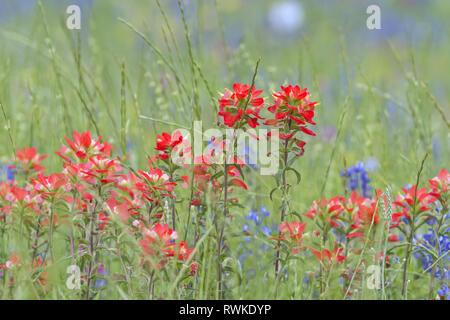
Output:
[238,206,273,265]
[437,285,450,300]
[238,249,254,264]
[241,206,273,245]
[244,206,270,227]
[413,228,450,280]
[341,162,372,197]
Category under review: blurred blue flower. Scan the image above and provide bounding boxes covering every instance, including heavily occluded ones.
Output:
[432,135,441,162]
[437,285,450,300]
[95,266,108,289]
[0,164,16,182]
[239,206,273,265]
[364,157,379,172]
[267,1,304,35]
[244,206,270,227]
[261,226,272,236]
[341,161,373,197]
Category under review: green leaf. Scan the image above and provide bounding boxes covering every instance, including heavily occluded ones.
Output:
[211,170,224,180]
[270,187,281,201]
[285,167,302,184]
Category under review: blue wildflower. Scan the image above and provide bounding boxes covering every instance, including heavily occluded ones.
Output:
[0,164,15,182]
[267,1,304,35]
[364,157,379,172]
[243,206,271,230]
[413,228,450,280]
[261,226,272,236]
[239,206,272,264]
[341,161,373,197]
[437,285,450,300]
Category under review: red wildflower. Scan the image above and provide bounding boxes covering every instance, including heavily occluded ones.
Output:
[218,83,265,128]
[14,147,47,173]
[139,223,178,268]
[136,166,177,203]
[270,220,306,253]
[154,130,189,161]
[304,196,346,229]
[229,178,248,190]
[55,131,111,162]
[346,191,380,239]
[30,173,68,199]
[390,186,437,228]
[266,85,317,126]
[428,169,449,199]
[167,241,194,261]
[310,246,346,265]
[265,84,318,156]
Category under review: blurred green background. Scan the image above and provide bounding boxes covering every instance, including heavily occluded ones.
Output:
[0,0,448,207]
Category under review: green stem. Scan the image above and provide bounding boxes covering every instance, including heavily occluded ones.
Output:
[275,131,289,275]
[401,153,427,299]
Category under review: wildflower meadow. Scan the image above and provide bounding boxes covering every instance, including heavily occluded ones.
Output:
[0,0,448,304]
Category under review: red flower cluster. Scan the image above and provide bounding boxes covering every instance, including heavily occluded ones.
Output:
[310,245,346,265]
[14,147,47,174]
[390,169,448,229]
[304,196,346,229]
[265,85,318,155]
[303,190,382,240]
[139,223,193,268]
[266,85,318,130]
[269,220,306,254]
[154,130,190,161]
[218,83,265,128]
[428,168,449,199]
[56,131,112,162]
[0,129,199,290]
